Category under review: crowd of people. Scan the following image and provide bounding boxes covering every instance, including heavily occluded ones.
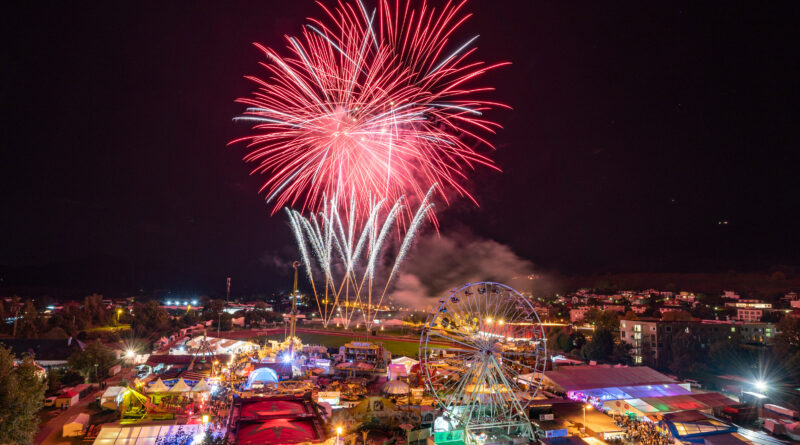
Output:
[154,427,194,445]
[611,413,671,445]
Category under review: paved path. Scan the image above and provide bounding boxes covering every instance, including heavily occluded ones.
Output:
[35,386,102,445]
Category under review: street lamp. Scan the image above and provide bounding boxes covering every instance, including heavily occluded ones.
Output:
[583,404,592,433]
[336,426,343,445]
[755,380,768,392]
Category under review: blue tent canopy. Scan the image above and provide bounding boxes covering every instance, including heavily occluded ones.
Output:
[245,367,279,389]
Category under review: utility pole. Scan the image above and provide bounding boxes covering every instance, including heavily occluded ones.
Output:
[218,277,231,337]
[288,262,300,359]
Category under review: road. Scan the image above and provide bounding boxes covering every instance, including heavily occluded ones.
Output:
[35,368,135,445]
[36,386,102,445]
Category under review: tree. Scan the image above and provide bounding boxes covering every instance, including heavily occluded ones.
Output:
[611,342,633,365]
[0,345,46,445]
[41,326,69,339]
[16,299,43,338]
[132,300,170,337]
[623,310,639,321]
[83,293,109,326]
[583,308,601,325]
[583,328,614,361]
[776,316,800,354]
[595,310,620,331]
[180,310,200,328]
[667,331,700,378]
[46,367,62,393]
[569,331,587,350]
[662,310,693,322]
[546,328,571,352]
[67,341,116,382]
[214,313,233,332]
[774,316,800,386]
[690,304,714,320]
[0,300,6,333]
[203,299,227,321]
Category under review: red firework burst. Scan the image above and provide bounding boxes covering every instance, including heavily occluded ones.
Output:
[232,0,508,215]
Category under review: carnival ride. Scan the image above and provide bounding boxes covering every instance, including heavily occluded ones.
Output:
[120,387,173,421]
[187,333,219,374]
[419,282,547,442]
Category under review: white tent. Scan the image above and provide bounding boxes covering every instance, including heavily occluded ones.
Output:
[391,356,419,372]
[63,412,90,437]
[191,379,212,393]
[100,386,127,410]
[169,378,191,393]
[146,378,170,393]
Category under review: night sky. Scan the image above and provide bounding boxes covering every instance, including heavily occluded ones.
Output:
[2,1,799,296]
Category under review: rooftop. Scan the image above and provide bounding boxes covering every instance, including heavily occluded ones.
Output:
[544,365,675,392]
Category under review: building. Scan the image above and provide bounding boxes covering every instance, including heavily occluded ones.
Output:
[340,341,385,364]
[620,319,777,368]
[569,307,591,323]
[736,308,762,322]
[93,424,203,445]
[542,365,735,419]
[543,365,676,396]
[722,291,740,300]
[724,299,771,310]
[0,338,83,369]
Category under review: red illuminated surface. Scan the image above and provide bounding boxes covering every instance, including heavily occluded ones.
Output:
[237,419,319,444]
[240,400,310,419]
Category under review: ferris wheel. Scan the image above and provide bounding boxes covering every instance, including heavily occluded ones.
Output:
[419,282,547,440]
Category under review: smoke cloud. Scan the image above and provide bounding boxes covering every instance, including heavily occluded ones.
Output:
[391,230,541,309]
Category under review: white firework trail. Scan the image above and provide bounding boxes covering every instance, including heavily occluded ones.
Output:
[286,185,435,329]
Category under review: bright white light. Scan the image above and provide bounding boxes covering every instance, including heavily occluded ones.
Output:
[125,349,135,358]
[192,300,198,305]
[755,380,767,392]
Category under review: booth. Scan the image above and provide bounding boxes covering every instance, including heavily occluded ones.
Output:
[100,386,126,410]
[62,413,90,437]
[55,390,79,408]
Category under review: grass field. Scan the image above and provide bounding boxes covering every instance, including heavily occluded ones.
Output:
[86,324,131,332]
[255,333,446,358]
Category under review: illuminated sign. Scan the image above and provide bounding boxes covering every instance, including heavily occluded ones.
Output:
[318,391,340,405]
